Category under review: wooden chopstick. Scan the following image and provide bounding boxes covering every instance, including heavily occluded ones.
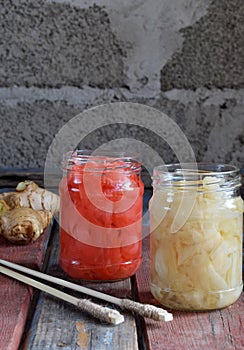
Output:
[0,264,124,325]
[0,259,173,322]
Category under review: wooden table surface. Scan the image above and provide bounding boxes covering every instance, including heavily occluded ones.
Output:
[0,169,243,350]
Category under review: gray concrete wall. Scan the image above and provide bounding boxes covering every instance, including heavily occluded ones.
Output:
[0,0,243,169]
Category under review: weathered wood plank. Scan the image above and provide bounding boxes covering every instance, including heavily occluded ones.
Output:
[134,236,244,350]
[0,195,52,350]
[0,169,44,188]
[0,168,243,195]
[0,168,153,189]
[1,169,243,350]
[22,225,139,350]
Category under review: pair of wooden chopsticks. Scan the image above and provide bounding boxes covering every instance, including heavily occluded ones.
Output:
[0,259,173,325]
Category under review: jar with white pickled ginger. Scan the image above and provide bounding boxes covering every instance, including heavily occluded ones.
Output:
[150,163,243,311]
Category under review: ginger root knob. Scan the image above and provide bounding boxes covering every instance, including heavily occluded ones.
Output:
[0,208,52,244]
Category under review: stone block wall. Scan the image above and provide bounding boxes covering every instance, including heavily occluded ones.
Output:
[0,0,243,168]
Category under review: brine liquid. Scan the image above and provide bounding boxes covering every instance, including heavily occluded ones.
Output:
[59,161,144,281]
[150,183,243,310]
[60,228,142,280]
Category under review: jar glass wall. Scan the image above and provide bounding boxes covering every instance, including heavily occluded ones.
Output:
[150,163,243,310]
[59,150,144,281]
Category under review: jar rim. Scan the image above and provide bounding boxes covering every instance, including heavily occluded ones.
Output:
[62,149,142,173]
[152,163,241,191]
[154,162,240,176]
[64,149,140,159]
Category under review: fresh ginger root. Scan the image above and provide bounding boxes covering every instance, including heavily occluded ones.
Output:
[0,181,59,245]
[0,207,52,244]
[0,181,59,215]
[0,200,10,215]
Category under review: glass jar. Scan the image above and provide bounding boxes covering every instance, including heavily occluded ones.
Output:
[59,150,144,281]
[150,163,243,310]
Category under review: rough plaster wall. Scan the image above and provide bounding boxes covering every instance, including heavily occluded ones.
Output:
[50,0,212,93]
[0,0,243,169]
[0,1,125,87]
[161,0,244,90]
